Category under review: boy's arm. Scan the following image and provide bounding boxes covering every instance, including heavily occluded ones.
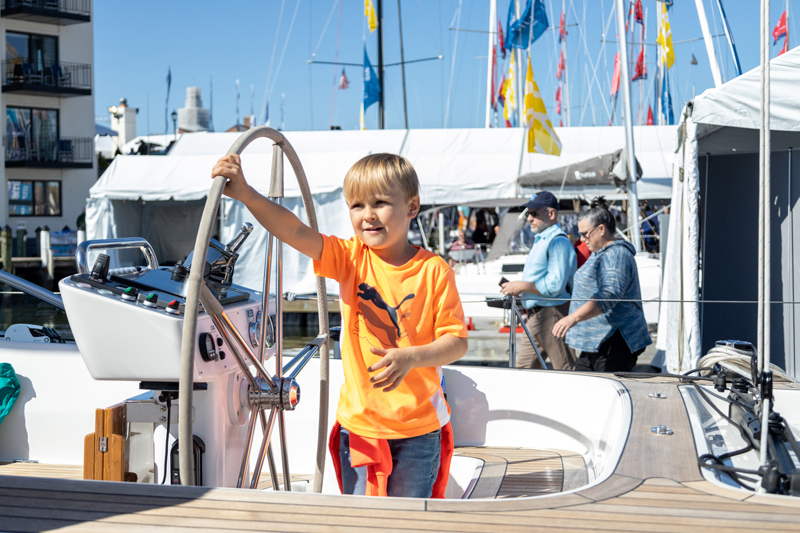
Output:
[367,334,468,392]
[212,155,323,261]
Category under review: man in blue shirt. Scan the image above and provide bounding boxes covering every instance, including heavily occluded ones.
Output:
[501,191,577,369]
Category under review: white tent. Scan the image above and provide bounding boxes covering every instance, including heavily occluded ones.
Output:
[657,48,800,376]
[87,126,675,294]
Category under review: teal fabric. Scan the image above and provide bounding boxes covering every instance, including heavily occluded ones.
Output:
[0,363,21,427]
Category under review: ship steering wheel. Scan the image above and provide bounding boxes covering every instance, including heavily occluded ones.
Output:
[177,127,330,491]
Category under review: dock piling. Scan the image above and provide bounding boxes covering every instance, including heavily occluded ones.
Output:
[1,225,11,273]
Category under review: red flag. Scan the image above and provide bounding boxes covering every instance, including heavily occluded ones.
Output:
[774,11,788,44]
[611,52,621,97]
[632,47,647,81]
[491,46,497,109]
[559,10,567,42]
[634,0,644,24]
[779,36,790,56]
[555,85,562,115]
[498,20,506,58]
[646,105,654,125]
[557,50,564,80]
[497,73,506,105]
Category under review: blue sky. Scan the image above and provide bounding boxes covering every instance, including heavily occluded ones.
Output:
[94,0,797,136]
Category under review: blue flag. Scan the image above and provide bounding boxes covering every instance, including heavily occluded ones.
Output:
[507,0,548,50]
[661,68,674,125]
[504,0,515,54]
[363,47,381,111]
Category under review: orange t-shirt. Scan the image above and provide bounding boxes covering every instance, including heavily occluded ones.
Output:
[313,235,468,439]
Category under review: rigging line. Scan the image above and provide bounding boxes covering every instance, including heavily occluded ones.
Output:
[262,0,287,124]
[448,23,580,34]
[570,0,595,125]
[311,0,340,58]
[328,0,343,130]
[309,0,315,130]
[580,2,615,121]
[444,0,464,129]
[269,0,303,96]
[547,0,559,104]
[415,0,442,55]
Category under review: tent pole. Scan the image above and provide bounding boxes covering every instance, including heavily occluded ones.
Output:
[614,0,642,252]
[485,0,497,128]
[789,147,795,377]
[700,154,709,335]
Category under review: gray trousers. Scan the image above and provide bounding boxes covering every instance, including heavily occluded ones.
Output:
[516,302,576,370]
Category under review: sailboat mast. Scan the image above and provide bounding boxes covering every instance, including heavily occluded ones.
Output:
[561,0,569,127]
[757,0,772,482]
[694,0,723,87]
[715,0,743,77]
[516,0,524,127]
[485,0,497,128]
[397,0,408,129]
[614,0,642,252]
[377,0,385,129]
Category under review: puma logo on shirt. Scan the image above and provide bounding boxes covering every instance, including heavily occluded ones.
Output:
[357,283,415,338]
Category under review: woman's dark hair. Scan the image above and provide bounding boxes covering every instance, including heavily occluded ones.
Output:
[577,196,616,234]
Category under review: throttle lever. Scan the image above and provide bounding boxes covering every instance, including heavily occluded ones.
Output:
[225,223,254,255]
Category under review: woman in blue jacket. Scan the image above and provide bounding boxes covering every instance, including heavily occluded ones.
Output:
[552,197,651,372]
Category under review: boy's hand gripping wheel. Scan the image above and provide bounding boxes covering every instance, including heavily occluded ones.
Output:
[178,128,330,491]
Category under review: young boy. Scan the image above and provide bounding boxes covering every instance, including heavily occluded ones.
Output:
[211,152,468,498]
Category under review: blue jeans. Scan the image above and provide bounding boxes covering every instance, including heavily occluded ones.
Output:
[339,427,441,498]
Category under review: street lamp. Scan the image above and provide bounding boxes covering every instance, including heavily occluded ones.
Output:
[171,110,177,142]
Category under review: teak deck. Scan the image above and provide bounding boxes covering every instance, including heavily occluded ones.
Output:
[2,379,800,532]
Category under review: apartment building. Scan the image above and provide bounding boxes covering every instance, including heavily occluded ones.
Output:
[0,0,94,232]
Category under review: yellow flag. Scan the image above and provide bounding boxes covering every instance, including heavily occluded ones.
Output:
[365,0,378,33]
[657,4,675,69]
[504,54,516,122]
[523,57,561,156]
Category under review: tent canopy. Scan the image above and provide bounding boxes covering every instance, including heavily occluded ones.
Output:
[691,48,800,155]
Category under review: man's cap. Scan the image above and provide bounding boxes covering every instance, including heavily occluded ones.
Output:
[522,191,559,211]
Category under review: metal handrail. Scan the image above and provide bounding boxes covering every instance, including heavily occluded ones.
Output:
[75,238,159,274]
[1,0,91,17]
[0,269,63,310]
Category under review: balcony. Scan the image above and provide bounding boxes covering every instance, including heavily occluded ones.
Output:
[4,136,93,168]
[2,60,91,96]
[1,0,90,24]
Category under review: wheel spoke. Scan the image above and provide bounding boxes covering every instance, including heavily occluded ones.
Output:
[250,406,278,489]
[237,405,259,488]
[277,410,291,491]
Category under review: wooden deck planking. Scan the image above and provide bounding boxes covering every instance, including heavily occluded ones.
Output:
[1,377,800,531]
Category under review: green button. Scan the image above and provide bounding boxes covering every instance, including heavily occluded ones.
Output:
[124,287,135,294]
[146,293,158,301]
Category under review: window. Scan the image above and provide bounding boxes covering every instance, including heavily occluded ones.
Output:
[5,32,58,71]
[6,107,59,161]
[8,180,61,216]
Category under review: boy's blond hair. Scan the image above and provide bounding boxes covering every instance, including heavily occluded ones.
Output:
[343,153,419,204]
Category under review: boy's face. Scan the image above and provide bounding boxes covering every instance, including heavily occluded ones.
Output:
[348,185,420,253]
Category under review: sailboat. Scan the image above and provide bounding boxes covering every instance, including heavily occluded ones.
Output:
[1,2,800,531]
